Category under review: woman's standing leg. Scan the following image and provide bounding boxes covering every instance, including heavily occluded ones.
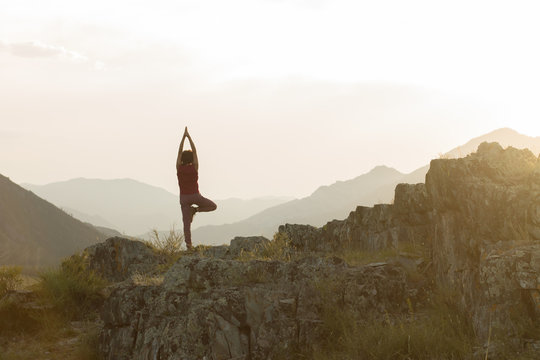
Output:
[180,195,195,249]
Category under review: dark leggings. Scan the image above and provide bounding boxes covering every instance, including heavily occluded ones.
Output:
[180,193,217,246]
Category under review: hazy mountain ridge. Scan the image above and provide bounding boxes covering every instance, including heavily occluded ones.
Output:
[22,179,293,236]
[192,166,414,244]
[22,178,177,235]
[192,128,540,245]
[62,206,119,230]
[0,174,107,268]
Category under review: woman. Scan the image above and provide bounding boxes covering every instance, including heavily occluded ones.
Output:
[176,127,217,249]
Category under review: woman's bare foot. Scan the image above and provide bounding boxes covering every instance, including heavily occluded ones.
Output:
[190,206,198,223]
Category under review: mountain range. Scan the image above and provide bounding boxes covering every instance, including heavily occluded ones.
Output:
[22,179,292,236]
[12,127,540,250]
[192,128,540,245]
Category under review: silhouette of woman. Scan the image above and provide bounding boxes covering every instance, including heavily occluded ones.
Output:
[176,127,217,249]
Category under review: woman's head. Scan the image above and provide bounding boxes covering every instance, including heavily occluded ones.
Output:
[181,150,194,165]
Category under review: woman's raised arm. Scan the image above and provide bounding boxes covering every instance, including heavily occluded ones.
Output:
[186,130,199,171]
[176,127,188,169]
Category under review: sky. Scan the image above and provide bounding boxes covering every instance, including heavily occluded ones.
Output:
[1,0,539,199]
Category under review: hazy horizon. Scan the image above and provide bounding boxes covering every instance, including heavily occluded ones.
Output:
[2,0,540,199]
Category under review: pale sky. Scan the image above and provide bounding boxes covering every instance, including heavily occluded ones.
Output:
[1,0,539,199]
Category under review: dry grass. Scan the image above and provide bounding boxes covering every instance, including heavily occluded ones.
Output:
[237,232,295,262]
[145,227,184,272]
[0,321,101,360]
[131,272,164,286]
[148,226,184,254]
[312,281,476,360]
[0,255,106,360]
[16,274,39,290]
[38,253,107,320]
[0,266,22,297]
[236,232,430,270]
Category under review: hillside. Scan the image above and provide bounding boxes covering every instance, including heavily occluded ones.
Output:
[0,174,106,268]
[22,179,291,236]
[193,127,540,245]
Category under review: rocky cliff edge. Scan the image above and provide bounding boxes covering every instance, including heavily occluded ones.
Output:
[84,142,540,359]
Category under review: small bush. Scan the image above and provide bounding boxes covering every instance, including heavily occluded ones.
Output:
[150,226,184,255]
[0,266,22,298]
[38,253,107,320]
[147,227,184,271]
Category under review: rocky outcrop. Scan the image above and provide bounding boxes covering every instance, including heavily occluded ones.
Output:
[280,182,431,252]
[426,142,540,340]
[277,224,322,251]
[279,142,540,345]
[84,237,160,282]
[99,255,419,360]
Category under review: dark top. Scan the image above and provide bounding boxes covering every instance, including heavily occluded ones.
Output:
[177,164,199,195]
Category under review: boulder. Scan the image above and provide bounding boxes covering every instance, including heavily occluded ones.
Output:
[229,236,271,257]
[84,237,160,282]
[277,224,322,251]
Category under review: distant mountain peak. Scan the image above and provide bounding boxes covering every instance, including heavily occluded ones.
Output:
[369,165,403,175]
[488,127,519,135]
[477,127,538,140]
[446,127,539,158]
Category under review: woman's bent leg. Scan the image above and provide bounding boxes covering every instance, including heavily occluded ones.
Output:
[193,194,217,212]
[180,193,216,248]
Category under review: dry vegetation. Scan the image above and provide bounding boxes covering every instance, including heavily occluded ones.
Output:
[237,231,428,267]
[0,266,22,298]
[311,281,476,360]
[145,227,185,272]
[0,256,106,360]
[237,232,295,262]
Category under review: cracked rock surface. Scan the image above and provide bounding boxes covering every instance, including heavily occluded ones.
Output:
[99,256,418,360]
